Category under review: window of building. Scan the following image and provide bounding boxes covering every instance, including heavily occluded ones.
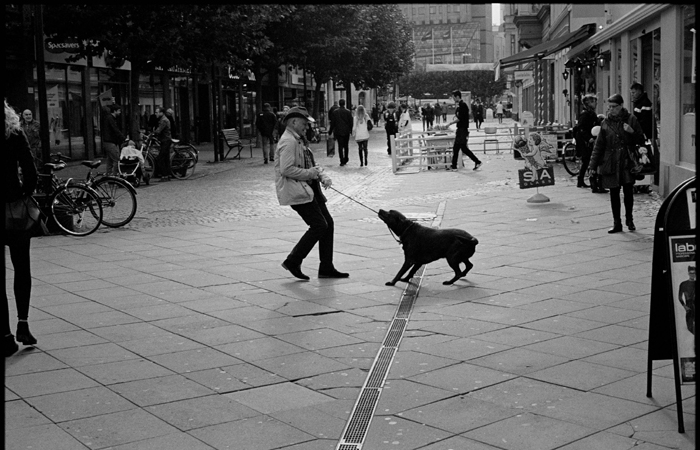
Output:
[430,6,436,15]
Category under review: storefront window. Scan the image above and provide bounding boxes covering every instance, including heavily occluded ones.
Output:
[38,64,69,156]
[680,4,695,166]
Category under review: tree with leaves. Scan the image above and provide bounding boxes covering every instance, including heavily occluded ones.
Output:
[43,5,282,143]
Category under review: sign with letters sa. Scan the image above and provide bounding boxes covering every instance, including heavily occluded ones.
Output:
[518,167,555,189]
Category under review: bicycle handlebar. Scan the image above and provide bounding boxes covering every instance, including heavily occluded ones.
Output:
[50,152,72,162]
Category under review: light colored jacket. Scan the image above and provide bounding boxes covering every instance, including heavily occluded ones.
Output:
[398,111,411,134]
[274,128,329,206]
[352,114,370,141]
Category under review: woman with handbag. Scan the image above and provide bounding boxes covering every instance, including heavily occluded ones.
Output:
[588,94,646,234]
[4,100,39,356]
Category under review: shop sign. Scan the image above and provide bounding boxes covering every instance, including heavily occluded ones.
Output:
[45,37,81,54]
[518,167,555,189]
[333,79,345,91]
[291,74,305,85]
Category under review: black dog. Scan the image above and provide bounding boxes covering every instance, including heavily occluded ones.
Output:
[378,209,478,286]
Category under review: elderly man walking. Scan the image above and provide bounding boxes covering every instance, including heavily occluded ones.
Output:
[275,106,349,281]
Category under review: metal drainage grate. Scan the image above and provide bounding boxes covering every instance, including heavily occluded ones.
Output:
[342,388,380,443]
[336,266,425,450]
[366,347,396,388]
[383,319,407,347]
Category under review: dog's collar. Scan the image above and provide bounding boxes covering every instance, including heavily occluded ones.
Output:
[387,221,415,246]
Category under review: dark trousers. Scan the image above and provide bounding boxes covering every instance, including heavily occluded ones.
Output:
[475,118,483,130]
[609,183,634,224]
[2,236,32,336]
[156,139,172,177]
[289,194,334,267]
[451,128,480,168]
[385,130,396,154]
[577,149,592,185]
[358,140,368,164]
[336,134,350,164]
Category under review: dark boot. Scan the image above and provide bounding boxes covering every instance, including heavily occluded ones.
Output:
[608,222,623,233]
[318,264,349,278]
[282,259,309,280]
[609,189,623,233]
[16,320,37,345]
[626,218,636,231]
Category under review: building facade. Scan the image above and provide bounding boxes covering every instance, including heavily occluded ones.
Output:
[398,3,494,71]
[498,3,695,197]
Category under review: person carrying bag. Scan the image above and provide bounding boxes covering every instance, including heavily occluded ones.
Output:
[4,100,41,356]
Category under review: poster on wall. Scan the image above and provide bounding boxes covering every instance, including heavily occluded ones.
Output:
[668,235,696,384]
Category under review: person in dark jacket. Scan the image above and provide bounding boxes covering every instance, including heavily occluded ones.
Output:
[473,101,484,131]
[328,99,353,166]
[102,105,125,175]
[153,106,172,181]
[575,94,604,191]
[20,109,41,166]
[588,93,646,233]
[256,103,278,164]
[4,100,39,356]
[383,102,399,155]
[447,90,482,171]
[630,82,657,182]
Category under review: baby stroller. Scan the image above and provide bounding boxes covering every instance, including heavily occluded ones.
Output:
[118,141,149,187]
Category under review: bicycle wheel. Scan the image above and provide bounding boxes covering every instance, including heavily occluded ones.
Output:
[173,143,199,163]
[93,177,138,228]
[170,149,196,179]
[50,184,103,236]
[143,153,155,185]
[561,143,581,176]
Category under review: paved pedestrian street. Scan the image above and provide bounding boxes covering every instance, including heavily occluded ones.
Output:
[5,121,695,450]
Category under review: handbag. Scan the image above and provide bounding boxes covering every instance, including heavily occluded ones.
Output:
[628,139,656,175]
[367,119,373,131]
[5,196,41,232]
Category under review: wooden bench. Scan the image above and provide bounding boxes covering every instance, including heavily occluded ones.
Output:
[220,128,253,160]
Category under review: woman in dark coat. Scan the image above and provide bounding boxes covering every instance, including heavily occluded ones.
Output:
[588,93,646,234]
[4,100,39,356]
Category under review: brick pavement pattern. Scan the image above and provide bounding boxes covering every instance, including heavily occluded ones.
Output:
[5,119,694,450]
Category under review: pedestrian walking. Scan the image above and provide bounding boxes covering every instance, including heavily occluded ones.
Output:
[153,106,172,181]
[473,101,484,131]
[275,106,349,281]
[496,102,504,124]
[398,104,411,135]
[442,102,448,122]
[20,109,41,166]
[327,101,339,156]
[328,99,353,166]
[353,105,371,167]
[383,102,399,155]
[575,94,604,191]
[420,104,428,131]
[4,100,39,357]
[433,102,442,125]
[256,103,278,164]
[588,93,646,233]
[447,90,482,171]
[425,103,435,129]
[101,104,125,176]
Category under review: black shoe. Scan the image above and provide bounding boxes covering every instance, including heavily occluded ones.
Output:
[608,223,623,234]
[16,321,36,345]
[626,219,636,231]
[577,182,590,188]
[318,267,349,278]
[4,334,19,357]
[270,158,274,162]
[282,260,309,280]
[473,162,482,170]
[264,159,268,164]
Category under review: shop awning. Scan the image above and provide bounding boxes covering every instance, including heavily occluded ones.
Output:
[565,38,597,67]
[498,23,596,69]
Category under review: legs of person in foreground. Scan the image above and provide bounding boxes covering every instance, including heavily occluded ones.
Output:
[3,236,36,357]
[608,184,634,233]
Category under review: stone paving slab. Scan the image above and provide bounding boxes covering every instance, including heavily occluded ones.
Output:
[5,118,695,449]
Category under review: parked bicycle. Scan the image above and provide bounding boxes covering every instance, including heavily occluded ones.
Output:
[79,158,138,228]
[33,155,103,237]
[560,133,580,176]
[141,132,197,180]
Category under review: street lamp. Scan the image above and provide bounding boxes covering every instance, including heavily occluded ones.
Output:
[562,70,569,81]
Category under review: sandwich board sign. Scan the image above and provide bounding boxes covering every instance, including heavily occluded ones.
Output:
[647,176,696,433]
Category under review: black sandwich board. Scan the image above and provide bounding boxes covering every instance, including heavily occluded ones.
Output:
[647,176,696,433]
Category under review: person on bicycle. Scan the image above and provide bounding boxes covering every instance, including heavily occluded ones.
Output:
[153,106,172,182]
[575,94,604,191]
